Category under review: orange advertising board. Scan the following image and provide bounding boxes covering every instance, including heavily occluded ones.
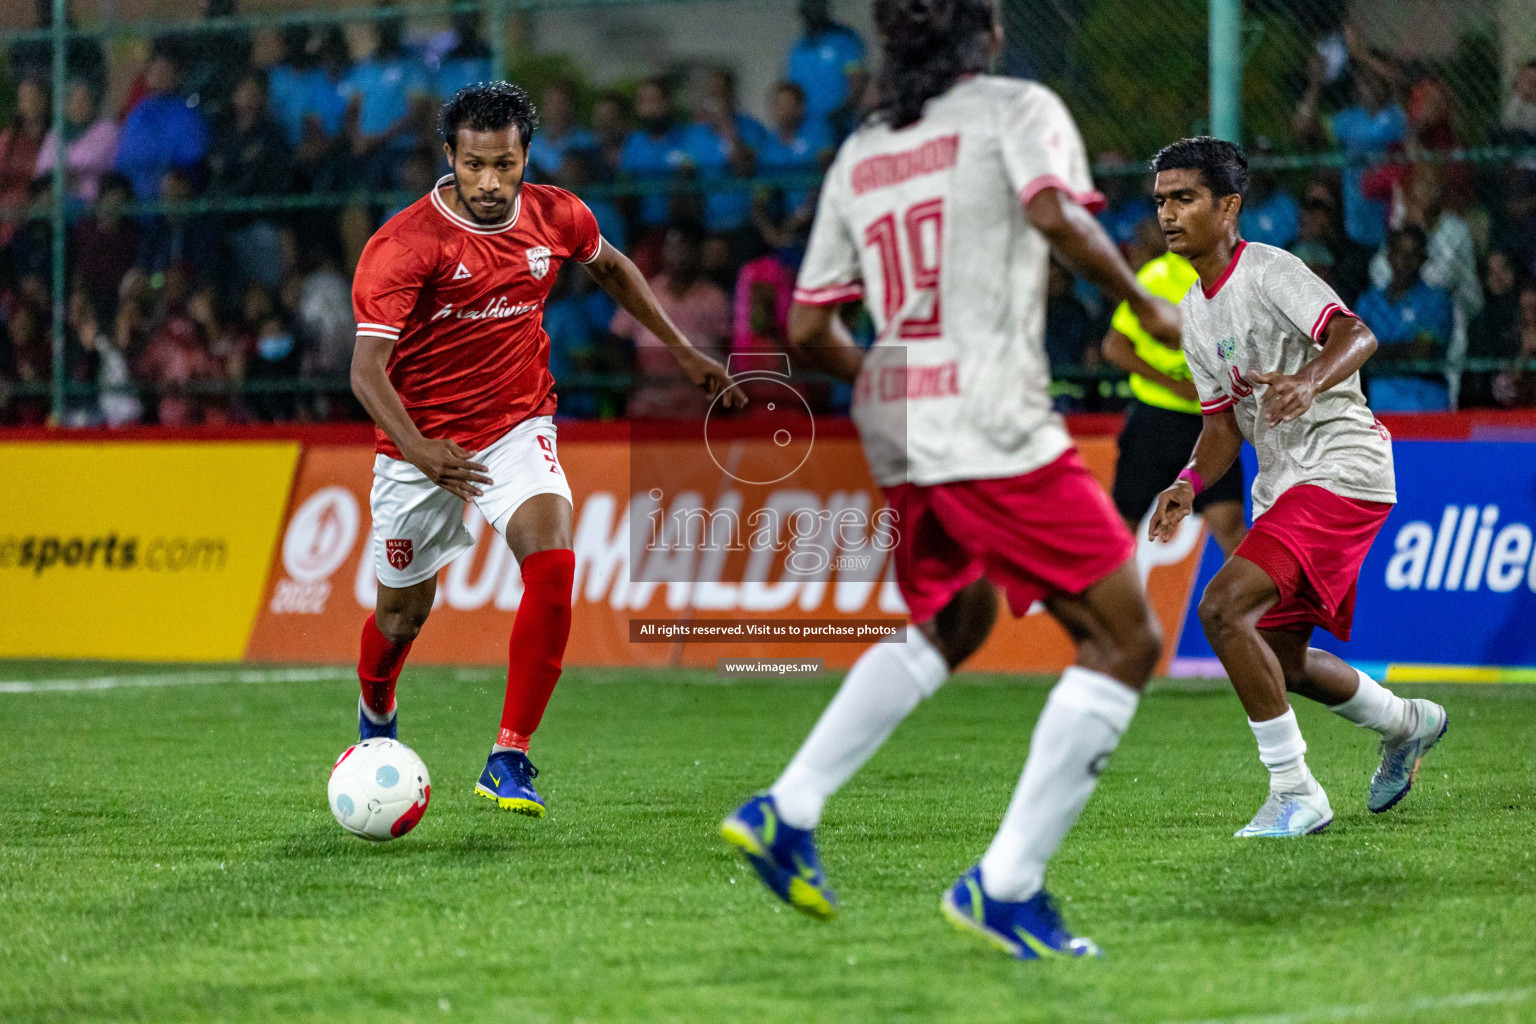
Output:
[247,434,1206,673]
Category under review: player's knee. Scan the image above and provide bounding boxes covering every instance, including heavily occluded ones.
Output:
[1197,584,1245,646]
[376,606,429,646]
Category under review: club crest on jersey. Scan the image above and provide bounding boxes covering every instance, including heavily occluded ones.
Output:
[526,246,552,280]
[1218,337,1236,361]
[385,539,414,570]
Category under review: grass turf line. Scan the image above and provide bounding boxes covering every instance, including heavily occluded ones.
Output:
[1,662,1533,1024]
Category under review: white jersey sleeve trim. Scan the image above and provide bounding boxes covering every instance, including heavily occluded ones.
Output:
[357,323,402,339]
[577,235,605,265]
[1309,302,1357,342]
[793,282,866,306]
[1020,173,1108,214]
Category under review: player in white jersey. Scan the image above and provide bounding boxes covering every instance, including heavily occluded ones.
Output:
[1146,138,1447,839]
[721,0,1183,959]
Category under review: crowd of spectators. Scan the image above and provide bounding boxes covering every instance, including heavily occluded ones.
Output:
[2,0,1536,427]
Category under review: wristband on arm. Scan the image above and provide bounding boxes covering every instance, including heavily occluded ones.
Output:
[1177,467,1205,496]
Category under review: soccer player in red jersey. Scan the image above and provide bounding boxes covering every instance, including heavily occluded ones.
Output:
[1147,138,1447,838]
[349,83,736,817]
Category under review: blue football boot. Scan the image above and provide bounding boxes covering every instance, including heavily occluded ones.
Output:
[720,793,837,920]
[474,750,546,817]
[941,865,1102,960]
[1368,699,1449,813]
[358,697,397,741]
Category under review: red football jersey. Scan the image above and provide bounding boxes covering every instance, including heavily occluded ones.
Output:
[352,177,602,458]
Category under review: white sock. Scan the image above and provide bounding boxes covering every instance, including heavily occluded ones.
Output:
[359,696,395,725]
[1329,669,1411,738]
[977,667,1140,902]
[770,630,949,830]
[1249,708,1316,794]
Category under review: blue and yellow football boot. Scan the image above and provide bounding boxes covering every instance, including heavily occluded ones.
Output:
[474,750,546,817]
[720,793,837,920]
[941,865,1102,960]
[1368,699,1449,813]
[358,697,397,741]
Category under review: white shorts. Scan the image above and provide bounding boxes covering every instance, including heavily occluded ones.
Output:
[370,416,572,588]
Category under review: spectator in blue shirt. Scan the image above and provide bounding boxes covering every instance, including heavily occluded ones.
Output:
[267,26,317,146]
[292,27,353,191]
[527,81,597,182]
[434,11,492,101]
[1298,68,1406,248]
[556,149,626,254]
[590,90,630,181]
[786,0,868,141]
[758,81,832,216]
[1239,146,1300,249]
[1357,225,1454,410]
[619,78,695,232]
[685,68,768,236]
[114,46,209,205]
[339,9,431,187]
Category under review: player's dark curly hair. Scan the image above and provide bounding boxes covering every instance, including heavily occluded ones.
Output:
[1150,136,1250,200]
[872,0,996,129]
[439,81,541,150]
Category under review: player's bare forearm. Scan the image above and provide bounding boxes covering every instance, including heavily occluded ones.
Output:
[1250,316,1378,426]
[787,302,863,384]
[583,239,741,406]
[1026,188,1181,348]
[351,336,426,454]
[585,241,696,353]
[1102,329,1198,402]
[1189,408,1244,486]
[351,335,491,499]
[1148,409,1242,543]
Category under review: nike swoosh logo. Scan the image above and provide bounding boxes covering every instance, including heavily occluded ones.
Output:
[790,853,818,880]
[489,772,501,787]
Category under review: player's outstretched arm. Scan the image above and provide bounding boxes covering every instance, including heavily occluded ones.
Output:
[1148,408,1243,543]
[786,302,863,384]
[1249,316,1379,427]
[582,239,743,408]
[1026,188,1181,349]
[350,334,492,500]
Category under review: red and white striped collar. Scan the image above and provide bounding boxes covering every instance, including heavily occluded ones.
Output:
[1200,239,1247,299]
[430,175,522,235]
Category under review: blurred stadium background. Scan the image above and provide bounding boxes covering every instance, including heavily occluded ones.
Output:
[1,0,1535,425]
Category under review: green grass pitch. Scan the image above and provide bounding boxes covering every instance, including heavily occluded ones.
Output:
[2,661,1534,1024]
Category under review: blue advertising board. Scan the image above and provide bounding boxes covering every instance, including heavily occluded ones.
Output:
[1173,441,1536,682]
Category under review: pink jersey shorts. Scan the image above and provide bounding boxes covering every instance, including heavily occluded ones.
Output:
[882,449,1137,624]
[1236,484,1393,641]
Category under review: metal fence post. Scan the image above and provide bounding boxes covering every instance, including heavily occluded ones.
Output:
[1209,0,1242,144]
[490,0,508,83]
[49,0,68,424]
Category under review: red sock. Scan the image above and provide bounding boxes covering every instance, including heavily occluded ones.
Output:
[496,549,575,750]
[359,613,411,717]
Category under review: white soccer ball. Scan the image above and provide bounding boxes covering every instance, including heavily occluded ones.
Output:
[328,738,431,841]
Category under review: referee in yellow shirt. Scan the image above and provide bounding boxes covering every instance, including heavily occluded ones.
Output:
[1103,247,1248,557]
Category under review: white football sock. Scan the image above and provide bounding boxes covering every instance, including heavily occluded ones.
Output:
[770,630,949,830]
[1249,708,1316,794]
[359,695,395,725]
[978,667,1140,903]
[1329,668,1411,738]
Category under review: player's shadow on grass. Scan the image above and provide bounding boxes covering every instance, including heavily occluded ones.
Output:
[279,824,541,861]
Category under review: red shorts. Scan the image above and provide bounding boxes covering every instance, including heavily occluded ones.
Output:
[882,449,1137,624]
[1236,484,1393,641]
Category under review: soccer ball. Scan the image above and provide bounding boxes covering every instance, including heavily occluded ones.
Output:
[328,738,431,841]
